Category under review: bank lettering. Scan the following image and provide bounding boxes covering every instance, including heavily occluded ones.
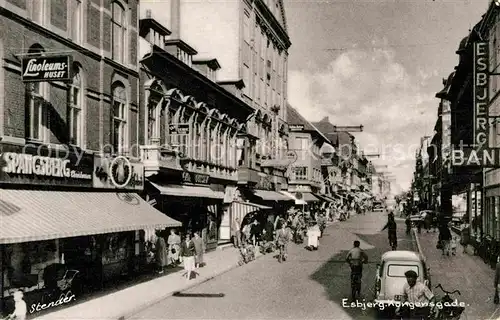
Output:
[30,291,76,313]
[1,152,92,179]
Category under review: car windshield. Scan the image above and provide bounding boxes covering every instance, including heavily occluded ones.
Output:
[387,264,419,277]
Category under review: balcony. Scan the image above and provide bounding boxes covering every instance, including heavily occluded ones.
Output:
[140,144,238,181]
[237,166,260,185]
[140,144,183,176]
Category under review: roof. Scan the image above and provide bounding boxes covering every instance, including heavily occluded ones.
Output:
[164,39,198,55]
[381,250,422,262]
[312,117,354,146]
[139,18,172,38]
[192,58,221,70]
[286,104,330,143]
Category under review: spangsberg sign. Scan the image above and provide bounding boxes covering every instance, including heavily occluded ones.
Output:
[21,56,72,82]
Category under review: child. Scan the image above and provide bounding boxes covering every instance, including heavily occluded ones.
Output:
[6,290,27,320]
[450,236,458,256]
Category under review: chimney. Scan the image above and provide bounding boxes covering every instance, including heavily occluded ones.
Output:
[171,0,180,39]
[146,9,152,19]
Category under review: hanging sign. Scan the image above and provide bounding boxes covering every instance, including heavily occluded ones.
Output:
[452,41,500,167]
[289,124,304,131]
[169,123,190,135]
[21,55,72,82]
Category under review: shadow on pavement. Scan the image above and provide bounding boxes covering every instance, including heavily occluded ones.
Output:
[310,225,415,320]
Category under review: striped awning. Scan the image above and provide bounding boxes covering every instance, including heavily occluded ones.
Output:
[253,189,291,201]
[0,189,182,244]
[230,201,272,225]
[149,182,224,199]
[301,192,320,202]
[315,193,336,203]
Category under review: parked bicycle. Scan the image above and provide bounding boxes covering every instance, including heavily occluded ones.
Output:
[430,283,465,320]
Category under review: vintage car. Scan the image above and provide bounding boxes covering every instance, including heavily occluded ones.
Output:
[373,251,431,315]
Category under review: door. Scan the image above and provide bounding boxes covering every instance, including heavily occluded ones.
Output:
[219,205,231,241]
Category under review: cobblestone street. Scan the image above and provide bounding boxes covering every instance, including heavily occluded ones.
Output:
[131,212,415,320]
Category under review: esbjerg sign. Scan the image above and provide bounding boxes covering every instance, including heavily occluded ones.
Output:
[21,55,72,82]
[451,41,500,167]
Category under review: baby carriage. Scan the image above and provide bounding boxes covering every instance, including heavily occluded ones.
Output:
[238,244,256,265]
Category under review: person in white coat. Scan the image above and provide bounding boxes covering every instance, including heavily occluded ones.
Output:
[307,222,321,250]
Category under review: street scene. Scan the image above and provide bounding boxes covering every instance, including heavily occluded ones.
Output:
[0,0,499,319]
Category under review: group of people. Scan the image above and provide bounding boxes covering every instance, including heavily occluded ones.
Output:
[154,229,206,281]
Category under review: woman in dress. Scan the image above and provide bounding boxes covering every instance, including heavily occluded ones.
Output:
[167,229,181,266]
[180,233,196,281]
[192,231,205,269]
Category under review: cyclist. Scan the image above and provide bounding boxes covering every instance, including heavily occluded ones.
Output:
[398,270,435,319]
[346,240,368,300]
[276,219,291,261]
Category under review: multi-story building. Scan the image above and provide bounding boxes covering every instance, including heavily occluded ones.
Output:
[138,10,291,249]
[0,0,180,315]
[141,0,291,168]
[284,104,330,205]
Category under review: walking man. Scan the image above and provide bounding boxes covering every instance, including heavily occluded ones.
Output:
[232,218,241,248]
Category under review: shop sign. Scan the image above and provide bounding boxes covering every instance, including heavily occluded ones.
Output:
[452,42,500,167]
[93,155,144,190]
[289,124,304,131]
[21,55,72,82]
[257,174,274,190]
[0,143,93,187]
[169,123,190,135]
[182,171,210,184]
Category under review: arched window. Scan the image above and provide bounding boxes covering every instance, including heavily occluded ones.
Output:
[26,45,49,142]
[112,1,127,64]
[112,83,128,154]
[70,64,85,147]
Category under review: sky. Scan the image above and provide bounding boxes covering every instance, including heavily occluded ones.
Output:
[284,0,490,194]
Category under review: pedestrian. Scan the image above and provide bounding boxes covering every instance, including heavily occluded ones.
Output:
[167,229,181,266]
[192,231,205,269]
[398,270,434,319]
[242,222,251,244]
[154,230,168,274]
[180,233,196,281]
[307,221,320,250]
[5,290,27,320]
[494,256,500,304]
[232,218,241,248]
[250,220,260,247]
[382,213,397,250]
[439,223,452,256]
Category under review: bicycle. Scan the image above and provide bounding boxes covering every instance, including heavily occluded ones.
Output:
[277,243,286,263]
[350,268,362,300]
[431,283,465,320]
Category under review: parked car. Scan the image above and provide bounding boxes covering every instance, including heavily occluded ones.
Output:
[373,251,431,316]
[373,201,384,212]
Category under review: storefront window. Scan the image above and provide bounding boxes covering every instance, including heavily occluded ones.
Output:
[101,234,131,265]
[2,241,59,297]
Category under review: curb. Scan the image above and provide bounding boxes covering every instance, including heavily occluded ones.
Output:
[119,249,267,320]
[411,228,425,261]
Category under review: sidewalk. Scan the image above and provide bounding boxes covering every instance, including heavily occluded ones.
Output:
[414,230,500,319]
[34,246,264,320]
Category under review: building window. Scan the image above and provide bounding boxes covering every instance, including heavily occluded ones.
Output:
[242,66,250,95]
[26,82,49,142]
[112,2,127,64]
[293,167,308,180]
[112,83,128,154]
[70,64,84,146]
[30,0,47,25]
[71,0,83,44]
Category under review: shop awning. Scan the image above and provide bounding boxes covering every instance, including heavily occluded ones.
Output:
[279,191,307,205]
[0,189,182,244]
[301,192,320,202]
[315,193,336,202]
[149,182,224,199]
[234,201,272,210]
[253,190,291,201]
